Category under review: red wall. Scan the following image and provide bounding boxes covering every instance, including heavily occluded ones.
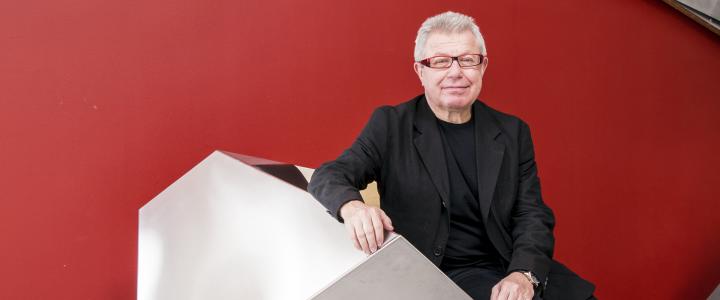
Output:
[1,0,718,298]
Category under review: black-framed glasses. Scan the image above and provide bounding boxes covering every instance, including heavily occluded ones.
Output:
[418,54,485,69]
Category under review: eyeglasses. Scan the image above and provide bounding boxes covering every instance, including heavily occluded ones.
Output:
[418,54,485,69]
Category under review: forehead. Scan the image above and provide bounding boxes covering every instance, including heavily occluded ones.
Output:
[423,30,479,57]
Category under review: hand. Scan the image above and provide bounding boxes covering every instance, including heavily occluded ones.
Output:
[491,272,535,300]
[339,200,394,255]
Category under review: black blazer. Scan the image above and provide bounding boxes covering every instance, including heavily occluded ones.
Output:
[309,95,594,299]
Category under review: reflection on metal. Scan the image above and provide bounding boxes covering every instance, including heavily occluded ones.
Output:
[138,151,365,300]
[138,151,470,300]
[679,0,720,20]
[710,283,720,300]
[224,152,310,191]
[663,0,720,35]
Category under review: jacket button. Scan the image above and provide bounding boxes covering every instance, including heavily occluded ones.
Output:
[433,247,443,256]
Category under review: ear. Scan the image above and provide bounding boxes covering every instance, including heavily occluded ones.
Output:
[479,56,489,76]
[413,62,424,85]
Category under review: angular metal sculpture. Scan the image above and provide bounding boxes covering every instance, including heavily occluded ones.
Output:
[138,151,470,300]
[311,233,471,300]
[663,0,720,35]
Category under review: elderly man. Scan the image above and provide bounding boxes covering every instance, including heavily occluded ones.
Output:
[308,11,594,300]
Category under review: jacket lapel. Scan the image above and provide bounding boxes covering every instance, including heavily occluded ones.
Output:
[413,97,450,209]
[474,102,505,223]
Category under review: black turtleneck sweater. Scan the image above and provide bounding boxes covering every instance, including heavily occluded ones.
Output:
[437,115,503,271]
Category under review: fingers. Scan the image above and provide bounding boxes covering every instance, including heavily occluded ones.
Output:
[370,212,384,247]
[380,210,394,231]
[344,222,360,251]
[343,203,394,255]
[362,215,378,253]
[352,220,370,254]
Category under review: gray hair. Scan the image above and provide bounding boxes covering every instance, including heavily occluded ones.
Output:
[413,11,487,61]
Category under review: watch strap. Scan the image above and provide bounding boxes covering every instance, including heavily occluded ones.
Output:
[518,270,540,288]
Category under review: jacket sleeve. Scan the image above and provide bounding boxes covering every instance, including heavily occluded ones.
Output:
[307,107,390,222]
[507,121,556,283]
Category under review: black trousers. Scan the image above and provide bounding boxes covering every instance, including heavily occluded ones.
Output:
[444,266,542,300]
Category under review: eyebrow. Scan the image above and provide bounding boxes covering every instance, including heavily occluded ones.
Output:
[427,52,474,57]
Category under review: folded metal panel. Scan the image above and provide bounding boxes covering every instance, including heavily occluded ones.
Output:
[138,151,470,300]
[138,151,365,300]
[311,234,471,300]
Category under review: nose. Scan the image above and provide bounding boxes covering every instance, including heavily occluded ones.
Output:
[445,59,463,78]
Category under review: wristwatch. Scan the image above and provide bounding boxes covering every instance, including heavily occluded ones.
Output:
[518,270,540,289]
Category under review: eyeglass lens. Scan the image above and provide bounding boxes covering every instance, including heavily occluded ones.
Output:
[426,54,483,68]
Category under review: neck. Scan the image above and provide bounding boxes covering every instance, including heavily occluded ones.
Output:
[428,103,472,124]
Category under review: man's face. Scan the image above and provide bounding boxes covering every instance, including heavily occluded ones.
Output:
[413,30,488,113]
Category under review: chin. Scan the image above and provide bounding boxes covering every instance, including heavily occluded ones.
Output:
[439,96,475,110]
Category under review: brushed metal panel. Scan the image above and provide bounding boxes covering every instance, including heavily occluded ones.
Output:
[138,151,365,300]
[311,234,471,300]
[678,0,719,19]
[139,151,470,300]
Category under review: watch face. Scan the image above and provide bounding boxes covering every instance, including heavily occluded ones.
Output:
[523,271,540,286]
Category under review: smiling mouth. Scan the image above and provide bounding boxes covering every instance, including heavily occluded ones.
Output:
[443,86,468,92]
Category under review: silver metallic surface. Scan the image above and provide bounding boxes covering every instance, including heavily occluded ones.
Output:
[311,233,472,300]
[138,151,365,300]
[678,0,719,19]
[138,151,471,300]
